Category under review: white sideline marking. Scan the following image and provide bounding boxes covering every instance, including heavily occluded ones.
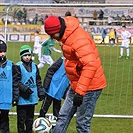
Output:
[9,112,133,118]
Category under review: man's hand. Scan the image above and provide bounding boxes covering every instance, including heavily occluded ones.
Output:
[73,93,83,107]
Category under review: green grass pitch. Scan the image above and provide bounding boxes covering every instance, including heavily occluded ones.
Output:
[7,42,133,133]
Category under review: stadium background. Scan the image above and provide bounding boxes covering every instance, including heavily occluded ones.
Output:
[0,1,133,133]
[0,0,133,44]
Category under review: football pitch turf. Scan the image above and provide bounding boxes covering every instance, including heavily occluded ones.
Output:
[8,42,133,133]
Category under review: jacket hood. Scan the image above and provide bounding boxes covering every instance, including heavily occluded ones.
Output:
[60,16,80,42]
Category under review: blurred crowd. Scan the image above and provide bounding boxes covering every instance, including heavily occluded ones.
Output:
[0,8,133,26]
[90,9,133,26]
[0,7,49,25]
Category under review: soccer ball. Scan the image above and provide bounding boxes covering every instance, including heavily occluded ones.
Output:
[48,115,57,127]
[32,117,52,133]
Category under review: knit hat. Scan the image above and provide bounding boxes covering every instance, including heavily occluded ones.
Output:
[0,40,7,52]
[20,45,32,57]
[44,16,61,35]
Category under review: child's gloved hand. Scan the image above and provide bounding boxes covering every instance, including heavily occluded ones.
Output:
[26,88,33,94]
[39,95,45,101]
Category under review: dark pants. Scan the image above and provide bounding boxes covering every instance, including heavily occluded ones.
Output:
[39,94,61,118]
[101,38,105,43]
[17,105,35,133]
[0,110,10,133]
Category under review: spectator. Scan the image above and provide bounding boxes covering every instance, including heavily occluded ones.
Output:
[16,45,45,133]
[44,14,49,21]
[93,10,97,20]
[98,9,104,20]
[23,8,27,24]
[109,28,115,46]
[119,25,131,59]
[126,15,131,21]
[13,8,18,23]
[92,10,97,25]
[100,29,107,44]
[125,15,132,25]
[39,57,70,119]
[121,14,126,20]
[114,28,118,43]
[44,15,107,133]
[65,11,71,17]
[34,13,38,24]
[0,40,19,133]
[16,9,23,23]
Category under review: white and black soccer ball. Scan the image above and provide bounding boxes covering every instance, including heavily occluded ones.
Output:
[48,115,57,127]
[32,117,52,133]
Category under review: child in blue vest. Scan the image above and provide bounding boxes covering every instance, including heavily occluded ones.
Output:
[16,45,45,133]
[39,57,70,119]
[0,40,19,133]
[100,29,107,44]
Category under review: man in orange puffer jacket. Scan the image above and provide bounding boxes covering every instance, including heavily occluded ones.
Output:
[44,15,107,133]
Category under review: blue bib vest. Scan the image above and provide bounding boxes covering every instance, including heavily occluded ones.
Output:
[0,60,12,110]
[17,62,38,105]
[46,61,70,100]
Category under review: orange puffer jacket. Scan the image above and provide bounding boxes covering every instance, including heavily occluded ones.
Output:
[60,16,107,96]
